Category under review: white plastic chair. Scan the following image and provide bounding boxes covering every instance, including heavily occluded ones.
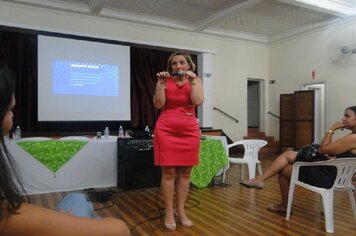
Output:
[226,139,267,180]
[286,158,356,233]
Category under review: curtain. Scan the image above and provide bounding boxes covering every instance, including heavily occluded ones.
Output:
[130,47,172,128]
[0,29,37,133]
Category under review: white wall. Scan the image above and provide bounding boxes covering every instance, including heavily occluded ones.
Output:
[211,41,268,140]
[0,3,269,141]
[269,18,356,140]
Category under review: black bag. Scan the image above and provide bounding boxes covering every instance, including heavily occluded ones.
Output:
[295,143,327,162]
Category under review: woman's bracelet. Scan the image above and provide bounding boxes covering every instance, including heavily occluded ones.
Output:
[326,129,334,135]
[190,79,197,85]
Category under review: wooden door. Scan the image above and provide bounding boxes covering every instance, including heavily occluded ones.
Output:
[279,90,314,151]
[294,90,314,149]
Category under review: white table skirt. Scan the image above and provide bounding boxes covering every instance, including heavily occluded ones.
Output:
[7,137,118,195]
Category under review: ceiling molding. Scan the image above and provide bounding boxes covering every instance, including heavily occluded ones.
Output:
[101,8,195,31]
[88,0,107,15]
[268,17,346,42]
[202,28,268,43]
[194,0,263,32]
[277,0,352,18]
[9,0,89,13]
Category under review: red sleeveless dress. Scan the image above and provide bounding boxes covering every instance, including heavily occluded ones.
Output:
[154,78,200,166]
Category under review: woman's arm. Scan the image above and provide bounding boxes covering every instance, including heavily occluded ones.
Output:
[0,203,130,236]
[153,71,169,109]
[153,80,166,109]
[189,76,204,106]
[319,121,356,155]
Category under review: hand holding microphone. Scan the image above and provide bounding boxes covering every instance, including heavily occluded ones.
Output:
[184,71,197,81]
[170,70,185,76]
[156,71,170,85]
[157,70,197,84]
[171,70,197,82]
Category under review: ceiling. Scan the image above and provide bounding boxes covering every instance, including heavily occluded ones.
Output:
[2,0,356,43]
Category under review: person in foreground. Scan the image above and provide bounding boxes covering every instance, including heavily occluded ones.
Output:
[0,64,130,236]
[153,51,204,230]
[241,106,356,212]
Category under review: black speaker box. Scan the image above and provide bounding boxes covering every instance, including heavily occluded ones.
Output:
[117,138,161,190]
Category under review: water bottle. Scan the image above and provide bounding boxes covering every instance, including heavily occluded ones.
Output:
[14,126,21,140]
[104,127,109,139]
[119,126,124,138]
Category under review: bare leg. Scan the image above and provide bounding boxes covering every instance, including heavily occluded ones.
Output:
[266,165,293,212]
[241,150,297,189]
[161,166,177,227]
[258,151,297,182]
[278,165,293,208]
[175,166,194,227]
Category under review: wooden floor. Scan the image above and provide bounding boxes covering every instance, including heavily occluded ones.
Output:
[29,156,356,236]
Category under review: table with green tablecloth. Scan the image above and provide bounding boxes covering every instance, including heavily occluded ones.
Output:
[191,139,228,188]
[8,137,118,194]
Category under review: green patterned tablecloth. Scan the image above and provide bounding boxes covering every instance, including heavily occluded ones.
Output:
[17,140,88,173]
[191,139,228,188]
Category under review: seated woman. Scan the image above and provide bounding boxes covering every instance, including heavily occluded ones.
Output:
[0,64,130,235]
[241,106,356,212]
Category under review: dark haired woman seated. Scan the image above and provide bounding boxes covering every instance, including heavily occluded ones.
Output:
[241,106,356,212]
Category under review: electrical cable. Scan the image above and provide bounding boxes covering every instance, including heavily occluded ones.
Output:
[83,178,227,230]
[210,177,231,188]
[130,187,163,232]
[129,187,201,232]
[83,181,219,232]
[85,188,117,202]
[83,188,122,211]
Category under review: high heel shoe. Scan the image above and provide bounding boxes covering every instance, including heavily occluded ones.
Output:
[174,209,194,227]
[164,221,176,231]
[240,178,264,189]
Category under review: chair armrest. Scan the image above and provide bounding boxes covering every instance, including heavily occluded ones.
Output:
[227,140,243,150]
[293,159,336,168]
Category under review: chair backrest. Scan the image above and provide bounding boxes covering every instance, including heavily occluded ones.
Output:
[332,158,356,190]
[228,139,267,161]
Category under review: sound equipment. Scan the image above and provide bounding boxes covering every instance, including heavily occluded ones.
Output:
[117,137,161,190]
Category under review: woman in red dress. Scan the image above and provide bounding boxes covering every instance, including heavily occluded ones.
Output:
[153,51,204,230]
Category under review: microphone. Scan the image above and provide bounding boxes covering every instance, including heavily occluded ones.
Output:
[170,70,185,76]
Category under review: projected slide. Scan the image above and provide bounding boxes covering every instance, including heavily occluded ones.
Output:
[38,35,131,121]
[53,61,119,96]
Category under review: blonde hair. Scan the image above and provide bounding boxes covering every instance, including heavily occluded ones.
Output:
[166,51,196,73]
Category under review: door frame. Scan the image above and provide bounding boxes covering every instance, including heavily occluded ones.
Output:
[247,78,265,132]
[301,83,325,144]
